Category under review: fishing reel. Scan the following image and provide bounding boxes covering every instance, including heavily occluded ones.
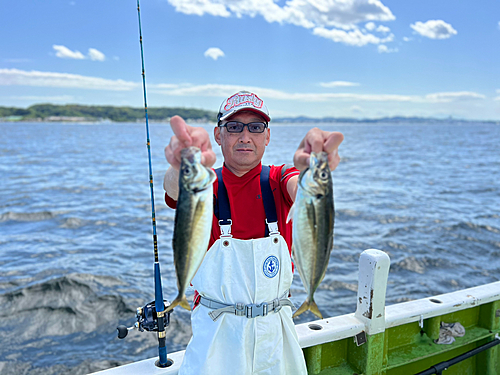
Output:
[117,299,172,339]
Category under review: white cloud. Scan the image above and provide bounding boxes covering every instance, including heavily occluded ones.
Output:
[204,47,225,60]
[151,85,488,105]
[320,81,360,88]
[2,69,487,106]
[493,88,500,100]
[378,44,398,53]
[53,45,85,59]
[313,27,394,46]
[403,36,412,42]
[167,0,396,46]
[88,48,106,61]
[168,0,230,17]
[376,25,390,33]
[498,21,500,30]
[365,23,390,33]
[168,0,396,28]
[52,45,106,61]
[365,22,376,31]
[425,91,486,103]
[410,20,457,40]
[0,68,139,91]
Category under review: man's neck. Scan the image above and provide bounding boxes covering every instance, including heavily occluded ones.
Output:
[223,162,260,177]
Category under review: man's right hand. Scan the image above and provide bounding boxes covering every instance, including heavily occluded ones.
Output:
[164,115,216,170]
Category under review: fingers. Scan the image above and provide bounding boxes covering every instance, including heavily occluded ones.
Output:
[165,135,182,170]
[170,115,192,147]
[307,128,326,154]
[323,132,344,154]
[294,128,344,171]
[293,150,311,172]
[165,116,216,170]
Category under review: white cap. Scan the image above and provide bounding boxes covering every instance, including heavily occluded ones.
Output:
[217,91,271,123]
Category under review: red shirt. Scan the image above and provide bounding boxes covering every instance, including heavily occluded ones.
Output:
[165,163,300,308]
[165,163,299,253]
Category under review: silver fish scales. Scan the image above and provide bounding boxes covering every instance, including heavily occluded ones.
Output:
[289,151,334,319]
[166,147,216,312]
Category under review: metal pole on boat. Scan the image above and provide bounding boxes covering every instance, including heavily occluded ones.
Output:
[136,0,171,368]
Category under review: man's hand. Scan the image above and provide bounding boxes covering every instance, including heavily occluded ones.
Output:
[164,115,216,170]
[164,116,216,200]
[293,128,344,171]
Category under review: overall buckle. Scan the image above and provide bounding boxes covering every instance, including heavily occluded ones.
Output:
[218,219,233,238]
[235,303,245,317]
[246,302,268,318]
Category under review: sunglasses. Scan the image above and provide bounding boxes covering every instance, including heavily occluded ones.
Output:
[219,121,268,133]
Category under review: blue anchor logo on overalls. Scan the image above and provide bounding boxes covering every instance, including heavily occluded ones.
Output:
[263,255,279,278]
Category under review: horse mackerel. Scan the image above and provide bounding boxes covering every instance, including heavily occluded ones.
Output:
[166,147,215,312]
[289,151,334,319]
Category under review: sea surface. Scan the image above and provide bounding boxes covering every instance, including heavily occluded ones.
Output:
[1,121,499,374]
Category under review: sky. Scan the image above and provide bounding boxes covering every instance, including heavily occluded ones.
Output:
[1,0,500,120]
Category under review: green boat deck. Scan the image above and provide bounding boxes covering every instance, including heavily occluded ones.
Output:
[93,249,500,375]
[304,305,500,374]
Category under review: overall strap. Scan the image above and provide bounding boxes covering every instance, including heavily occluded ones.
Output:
[260,165,279,236]
[215,167,232,237]
[215,166,279,238]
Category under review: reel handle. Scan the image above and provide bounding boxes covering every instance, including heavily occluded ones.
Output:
[117,325,135,339]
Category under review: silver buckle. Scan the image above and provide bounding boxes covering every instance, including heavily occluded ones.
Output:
[246,302,268,318]
[266,220,280,235]
[219,219,233,238]
[235,303,245,317]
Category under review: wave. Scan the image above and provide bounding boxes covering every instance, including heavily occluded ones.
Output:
[392,256,426,274]
[59,217,85,228]
[0,211,57,222]
[0,274,134,340]
[445,221,500,234]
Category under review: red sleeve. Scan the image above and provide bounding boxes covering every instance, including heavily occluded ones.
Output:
[279,164,300,205]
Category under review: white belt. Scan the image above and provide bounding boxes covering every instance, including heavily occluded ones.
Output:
[199,291,294,322]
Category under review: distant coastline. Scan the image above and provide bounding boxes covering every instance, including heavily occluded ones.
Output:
[1,104,499,125]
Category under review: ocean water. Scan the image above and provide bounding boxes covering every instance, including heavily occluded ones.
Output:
[0,121,499,374]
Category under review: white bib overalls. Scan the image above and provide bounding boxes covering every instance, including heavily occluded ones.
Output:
[178,234,307,375]
[178,166,307,375]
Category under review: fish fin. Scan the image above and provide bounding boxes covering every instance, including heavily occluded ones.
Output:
[286,202,295,223]
[309,299,323,319]
[292,297,323,319]
[165,294,191,312]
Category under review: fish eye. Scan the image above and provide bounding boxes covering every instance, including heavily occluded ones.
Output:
[182,166,191,175]
[320,171,328,179]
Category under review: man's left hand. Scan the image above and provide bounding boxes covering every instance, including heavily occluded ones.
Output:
[293,128,344,171]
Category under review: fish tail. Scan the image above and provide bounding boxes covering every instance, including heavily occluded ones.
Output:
[292,297,323,319]
[165,294,191,312]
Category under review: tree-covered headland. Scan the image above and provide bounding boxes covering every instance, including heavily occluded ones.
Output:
[0,104,217,122]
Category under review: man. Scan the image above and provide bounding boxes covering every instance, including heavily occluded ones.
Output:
[164,91,343,374]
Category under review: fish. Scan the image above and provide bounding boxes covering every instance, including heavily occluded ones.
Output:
[288,151,334,319]
[166,147,216,312]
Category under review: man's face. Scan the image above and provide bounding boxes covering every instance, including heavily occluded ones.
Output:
[214,111,270,175]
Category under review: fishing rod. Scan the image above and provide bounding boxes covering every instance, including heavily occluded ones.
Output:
[116,1,173,368]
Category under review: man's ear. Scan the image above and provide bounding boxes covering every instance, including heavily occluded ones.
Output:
[214,126,222,146]
[265,128,270,146]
